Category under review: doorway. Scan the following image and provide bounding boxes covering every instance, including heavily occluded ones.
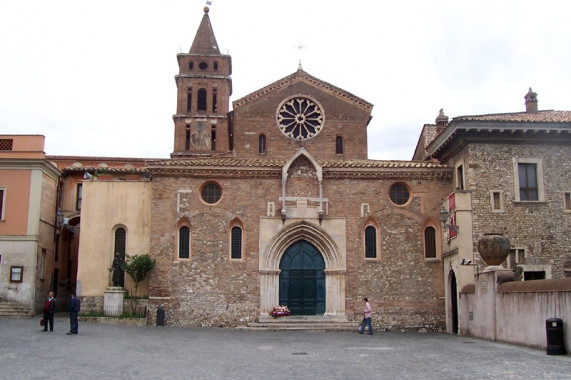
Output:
[279,240,325,315]
[450,271,458,334]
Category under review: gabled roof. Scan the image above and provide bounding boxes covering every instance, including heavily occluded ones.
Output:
[232,69,373,113]
[189,7,220,55]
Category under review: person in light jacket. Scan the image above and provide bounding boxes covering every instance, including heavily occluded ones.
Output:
[359,297,373,335]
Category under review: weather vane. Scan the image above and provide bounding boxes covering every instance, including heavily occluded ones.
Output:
[296,41,307,70]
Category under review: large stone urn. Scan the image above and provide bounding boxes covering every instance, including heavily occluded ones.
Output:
[477,233,511,266]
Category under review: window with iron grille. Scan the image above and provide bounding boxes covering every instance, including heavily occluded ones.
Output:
[179,226,190,259]
[201,182,222,204]
[0,188,5,220]
[0,139,13,150]
[231,226,242,259]
[115,228,126,255]
[424,226,436,258]
[76,183,82,210]
[113,228,126,287]
[335,136,343,154]
[365,226,377,259]
[389,183,410,205]
[259,134,266,154]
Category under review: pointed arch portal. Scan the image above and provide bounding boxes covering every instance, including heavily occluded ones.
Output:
[279,240,325,315]
[259,220,346,318]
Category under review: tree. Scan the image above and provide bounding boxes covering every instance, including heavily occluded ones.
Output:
[121,254,156,297]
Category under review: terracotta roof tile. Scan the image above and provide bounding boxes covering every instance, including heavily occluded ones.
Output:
[454,110,571,123]
[147,157,448,169]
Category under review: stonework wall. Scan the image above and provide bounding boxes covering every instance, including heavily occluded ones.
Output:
[459,143,571,277]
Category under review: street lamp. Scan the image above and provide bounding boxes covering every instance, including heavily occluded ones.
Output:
[439,206,459,232]
[56,208,64,230]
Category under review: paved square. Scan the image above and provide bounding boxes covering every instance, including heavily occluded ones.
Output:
[1,315,569,379]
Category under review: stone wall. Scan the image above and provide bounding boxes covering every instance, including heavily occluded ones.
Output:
[455,143,571,277]
[461,272,571,350]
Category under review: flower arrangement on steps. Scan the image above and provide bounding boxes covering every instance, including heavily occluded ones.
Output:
[270,305,290,318]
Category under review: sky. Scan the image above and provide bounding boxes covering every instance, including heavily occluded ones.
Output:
[1,0,569,160]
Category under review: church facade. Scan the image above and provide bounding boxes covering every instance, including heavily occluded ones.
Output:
[143,8,450,328]
[2,7,569,334]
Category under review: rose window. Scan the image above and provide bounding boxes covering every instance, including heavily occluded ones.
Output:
[276,97,324,141]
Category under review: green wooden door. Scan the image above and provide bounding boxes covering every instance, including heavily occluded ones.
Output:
[279,240,325,315]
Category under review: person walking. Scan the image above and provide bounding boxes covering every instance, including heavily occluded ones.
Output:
[67,292,80,335]
[359,297,373,335]
[42,291,56,332]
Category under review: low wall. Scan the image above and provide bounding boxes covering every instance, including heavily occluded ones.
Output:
[460,273,570,352]
[496,279,570,350]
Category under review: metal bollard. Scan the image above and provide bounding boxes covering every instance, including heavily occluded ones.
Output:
[156,306,165,326]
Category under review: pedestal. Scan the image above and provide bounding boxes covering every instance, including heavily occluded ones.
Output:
[104,287,125,316]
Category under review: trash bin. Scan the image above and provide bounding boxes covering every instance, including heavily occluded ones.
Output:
[546,318,566,355]
[156,306,165,326]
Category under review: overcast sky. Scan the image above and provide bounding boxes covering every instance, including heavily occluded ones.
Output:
[1,0,569,160]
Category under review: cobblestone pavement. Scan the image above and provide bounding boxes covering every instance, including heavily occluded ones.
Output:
[1,315,569,380]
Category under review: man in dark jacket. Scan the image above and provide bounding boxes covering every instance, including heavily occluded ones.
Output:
[42,291,56,332]
[67,292,80,335]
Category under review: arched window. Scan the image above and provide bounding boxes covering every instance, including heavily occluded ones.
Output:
[364,225,377,259]
[179,226,190,259]
[185,125,191,150]
[186,88,192,113]
[424,226,437,258]
[197,88,207,111]
[113,227,126,287]
[230,226,243,259]
[336,135,343,154]
[212,89,217,112]
[259,134,266,154]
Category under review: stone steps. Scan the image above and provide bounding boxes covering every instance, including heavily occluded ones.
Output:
[0,301,32,318]
[239,315,358,331]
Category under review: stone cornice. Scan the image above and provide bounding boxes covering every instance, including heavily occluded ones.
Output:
[0,158,61,180]
[148,166,452,180]
[175,74,231,81]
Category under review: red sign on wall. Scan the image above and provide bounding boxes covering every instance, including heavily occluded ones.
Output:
[448,193,457,239]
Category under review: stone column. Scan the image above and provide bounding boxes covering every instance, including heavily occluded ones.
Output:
[259,270,280,316]
[324,269,346,317]
[470,268,514,341]
[103,287,125,317]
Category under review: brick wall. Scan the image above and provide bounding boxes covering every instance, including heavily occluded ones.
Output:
[148,169,451,329]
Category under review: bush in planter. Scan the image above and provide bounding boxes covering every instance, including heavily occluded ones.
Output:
[121,253,155,314]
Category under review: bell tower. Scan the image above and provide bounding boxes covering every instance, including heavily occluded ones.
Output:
[172,6,232,157]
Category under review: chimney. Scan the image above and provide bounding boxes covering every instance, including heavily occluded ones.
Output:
[524,87,538,113]
[435,108,449,133]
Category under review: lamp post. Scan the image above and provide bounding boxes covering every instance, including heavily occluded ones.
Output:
[56,208,64,230]
[439,206,459,233]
